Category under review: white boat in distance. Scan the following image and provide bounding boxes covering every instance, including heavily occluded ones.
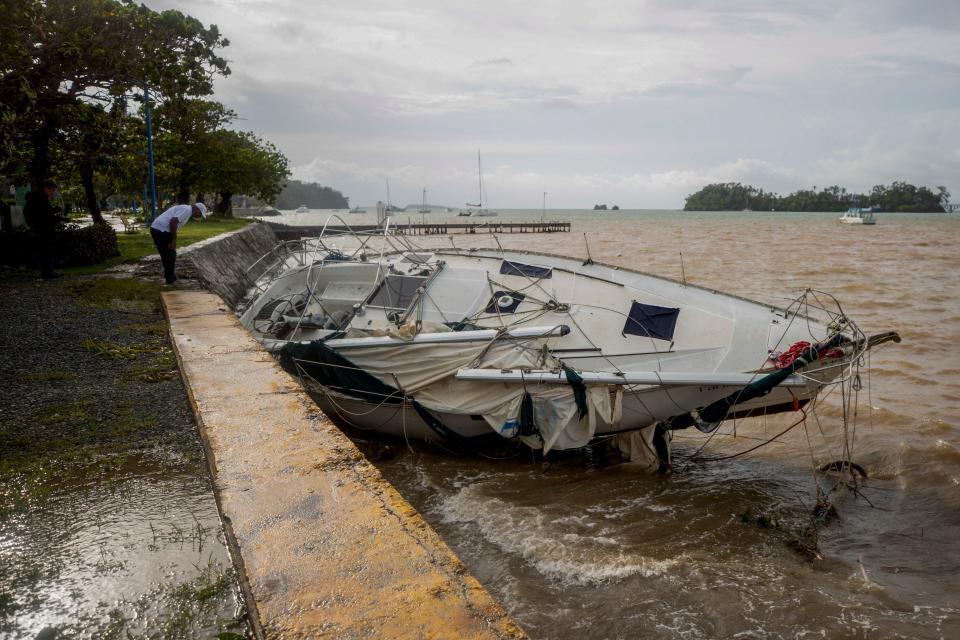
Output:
[462,151,497,217]
[839,208,877,225]
[384,178,403,214]
[239,220,899,471]
[349,205,365,214]
[295,205,309,213]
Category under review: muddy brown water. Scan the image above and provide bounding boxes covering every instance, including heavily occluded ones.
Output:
[6,209,957,638]
[325,209,960,639]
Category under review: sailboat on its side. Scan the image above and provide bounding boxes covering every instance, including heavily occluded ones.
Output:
[463,151,498,217]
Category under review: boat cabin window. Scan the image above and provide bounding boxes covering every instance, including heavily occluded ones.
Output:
[500,260,552,279]
[622,301,680,341]
[366,274,428,312]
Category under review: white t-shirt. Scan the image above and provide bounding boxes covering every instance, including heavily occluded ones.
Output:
[150,204,194,232]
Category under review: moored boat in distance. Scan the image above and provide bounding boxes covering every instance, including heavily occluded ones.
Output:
[295,204,309,213]
[349,205,365,213]
[463,150,498,217]
[839,207,877,225]
[238,220,900,472]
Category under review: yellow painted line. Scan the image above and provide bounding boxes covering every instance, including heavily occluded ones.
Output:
[162,290,526,639]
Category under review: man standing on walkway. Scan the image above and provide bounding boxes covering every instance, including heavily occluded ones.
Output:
[149,201,208,285]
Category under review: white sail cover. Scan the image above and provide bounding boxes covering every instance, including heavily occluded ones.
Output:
[331,335,642,454]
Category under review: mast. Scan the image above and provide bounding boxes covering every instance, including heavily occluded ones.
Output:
[477,150,483,207]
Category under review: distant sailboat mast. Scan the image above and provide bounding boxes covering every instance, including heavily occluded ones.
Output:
[464,150,497,216]
[477,150,483,208]
[419,187,430,213]
[385,177,402,214]
[466,150,482,208]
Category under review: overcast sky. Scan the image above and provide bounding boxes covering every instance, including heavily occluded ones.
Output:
[153,1,960,208]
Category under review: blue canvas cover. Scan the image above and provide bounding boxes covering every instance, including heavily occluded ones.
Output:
[622,301,680,341]
[500,260,552,279]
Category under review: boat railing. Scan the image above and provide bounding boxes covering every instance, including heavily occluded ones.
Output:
[274,215,396,338]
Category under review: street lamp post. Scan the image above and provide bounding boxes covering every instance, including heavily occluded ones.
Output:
[542,191,547,221]
[144,87,158,223]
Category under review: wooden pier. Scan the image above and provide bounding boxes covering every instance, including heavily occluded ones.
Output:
[269,220,570,240]
[390,220,570,235]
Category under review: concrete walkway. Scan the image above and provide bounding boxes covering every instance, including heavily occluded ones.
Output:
[162,290,525,639]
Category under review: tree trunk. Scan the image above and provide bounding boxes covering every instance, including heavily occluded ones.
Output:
[80,165,105,225]
[28,126,53,195]
[216,191,233,217]
[26,125,56,274]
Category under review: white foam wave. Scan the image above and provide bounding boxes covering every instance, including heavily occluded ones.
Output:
[441,484,677,584]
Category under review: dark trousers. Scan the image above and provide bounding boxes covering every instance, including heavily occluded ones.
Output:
[150,228,177,284]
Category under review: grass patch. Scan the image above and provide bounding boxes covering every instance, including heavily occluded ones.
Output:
[122,320,168,336]
[160,558,235,636]
[67,277,161,311]
[81,337,164,360]
[108,403,158,437]
[127,347,178,383]
[37,399,95,426]
[17,371,76,383]
[63,217,253,275]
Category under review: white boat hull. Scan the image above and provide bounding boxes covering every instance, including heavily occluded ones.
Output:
[240,234,892,461]
[302,362,838,443]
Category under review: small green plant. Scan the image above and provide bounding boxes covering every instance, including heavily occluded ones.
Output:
[127,348,178,383]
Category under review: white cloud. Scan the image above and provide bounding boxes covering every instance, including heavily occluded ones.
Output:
[148,0,960,207]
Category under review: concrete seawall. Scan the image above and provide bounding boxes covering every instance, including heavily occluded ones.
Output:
[163,227,525,638]
[177,222,280,307]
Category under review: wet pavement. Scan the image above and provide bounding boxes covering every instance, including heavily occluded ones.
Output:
[0,271,246,638]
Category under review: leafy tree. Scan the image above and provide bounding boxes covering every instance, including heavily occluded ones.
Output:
[51,100,140,223]
[198,130,290,216]
[0,0,229,195]
[151,98,236,199]
[685,181,945,212]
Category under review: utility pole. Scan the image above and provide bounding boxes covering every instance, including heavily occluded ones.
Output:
[542,191,547,221]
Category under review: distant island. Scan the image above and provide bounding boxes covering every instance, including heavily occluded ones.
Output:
[684,181,950,213]
[274,179,350,209]
[593,204,620,210]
